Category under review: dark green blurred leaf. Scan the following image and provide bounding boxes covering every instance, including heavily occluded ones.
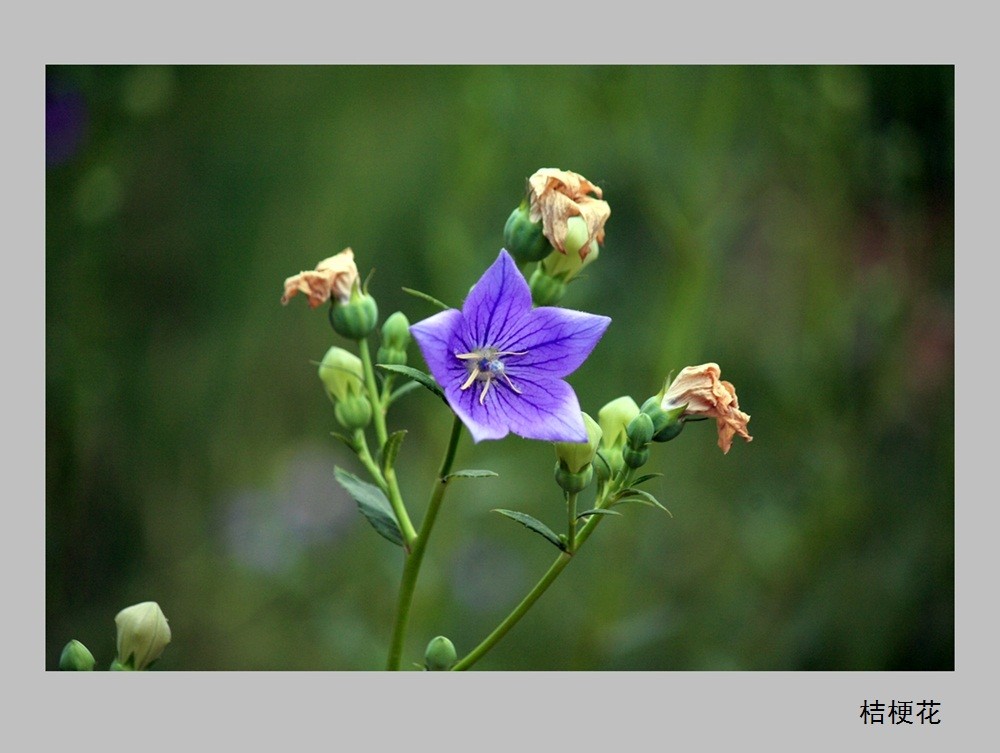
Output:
[334,467,404,547]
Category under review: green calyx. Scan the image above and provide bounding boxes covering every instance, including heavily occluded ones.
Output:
[554,462,594,493]
[528,266,567,306]
[330,288,379,340]
[640,397,686,443]
[504,201,553,265]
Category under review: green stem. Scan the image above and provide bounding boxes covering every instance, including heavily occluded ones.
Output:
[357,337,416,546]
[451,503,608,671]
[352,430,387,493]
[565,490,578,553]
[385,415,464,670]
[357,338,388,448]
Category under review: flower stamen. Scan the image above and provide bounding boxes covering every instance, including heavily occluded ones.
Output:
[455,347,528,404]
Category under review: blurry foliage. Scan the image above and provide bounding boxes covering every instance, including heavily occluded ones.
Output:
[46,65,953,670]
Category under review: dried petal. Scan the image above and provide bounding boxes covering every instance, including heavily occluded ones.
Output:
[281,248,359,308]
[527,168,610,258]
[661,363,752,454]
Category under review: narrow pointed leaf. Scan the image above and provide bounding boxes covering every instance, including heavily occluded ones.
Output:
[576,508,623,521]
[377,364,446,402]
[444,469,499,481]
[380,430,407,472]
[334,467,404,546]
[492,509,566,551]
[402,286,452,312]
[631,473,663,486]
[330,431,356,452]
[612,488,673,517]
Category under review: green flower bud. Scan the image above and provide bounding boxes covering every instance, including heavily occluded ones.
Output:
[622,445,649,469]
[554,461,594,493]
[377,312,411,367]
[598,396,641,451]
[528,266,568,306]
[626,412,654,450]
[318,346,365,403]
[640,396,686,443]
[115,601,171,671]
[554,413,602,474]
[540,217,600,282]
[504,201,554,265]
[334,394,373,431]
[329,289,379,340]
[380,311,411,351]
[59,639,95,671]
[424,635,457,671]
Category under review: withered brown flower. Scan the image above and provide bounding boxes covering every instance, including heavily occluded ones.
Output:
[281,248,359,308]
[527,168,610,259]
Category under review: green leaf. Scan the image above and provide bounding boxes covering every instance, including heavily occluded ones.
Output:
[329,431,356,452]
[401,287,452,312]
[380,430,407,472]
[492,509,566,551]
[334,467,404,546]
[377,364,446,402]
[631,473,663,486]
[612,488,673,517]
[575,508,623,521]
[444,469,499,481]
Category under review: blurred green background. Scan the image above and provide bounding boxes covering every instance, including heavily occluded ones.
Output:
[46,65,953,671]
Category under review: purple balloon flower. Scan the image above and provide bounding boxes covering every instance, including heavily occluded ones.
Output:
[410,249,611,443]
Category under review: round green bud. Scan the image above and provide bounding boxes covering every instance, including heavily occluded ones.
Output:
[59,639,96,671]
[554,461,594,493]
[626,412,654,450]
[318,346,365,402]
[334,394,373,431]
[504,202,553,265]
[528,267,567,307]
[424,635,457,671]
[115,601,171,671]
[640,397,685,443]
[330,292,379,340]
[622,445,649,469]
[380,311,411,351]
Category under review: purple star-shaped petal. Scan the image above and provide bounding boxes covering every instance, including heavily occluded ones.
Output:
[410,249,611,443]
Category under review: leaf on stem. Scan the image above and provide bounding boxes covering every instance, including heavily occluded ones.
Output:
[575,508,622,521]
[611,488,673,517]
[492,509,566,551]
[631,473,664,486]
[380,430,407,473]
[334,467,405,546]
[377,364,446,403]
